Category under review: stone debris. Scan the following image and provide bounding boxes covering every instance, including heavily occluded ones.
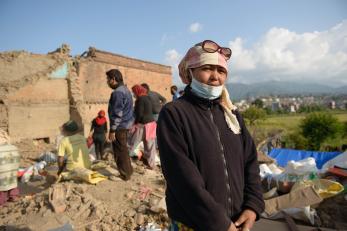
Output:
[0,172,169,231]
[0,128,10,145]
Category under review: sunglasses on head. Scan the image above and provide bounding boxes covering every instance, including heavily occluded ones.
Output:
[201,40,232,60]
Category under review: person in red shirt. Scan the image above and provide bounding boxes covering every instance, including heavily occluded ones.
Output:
[89,110,108,160]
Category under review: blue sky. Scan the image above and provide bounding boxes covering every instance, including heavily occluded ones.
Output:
[1,0,347,86]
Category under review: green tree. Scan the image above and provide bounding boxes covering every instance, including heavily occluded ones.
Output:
[284,131,308,150]
[343,121,347,138]
[299,112,340,150]
[252,99,264,108]
[242,106,267,126]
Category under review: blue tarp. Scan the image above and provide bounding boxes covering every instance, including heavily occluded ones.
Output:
[269,148,342,169]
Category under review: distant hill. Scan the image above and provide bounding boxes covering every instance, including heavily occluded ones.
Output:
[226,81,347,100]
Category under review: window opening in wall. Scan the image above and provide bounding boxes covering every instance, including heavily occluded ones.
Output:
[33,137,50,144]
[50,62,69,79]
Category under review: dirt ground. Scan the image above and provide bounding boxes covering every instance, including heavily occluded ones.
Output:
[1,140,347,231]
[1,140,168,231]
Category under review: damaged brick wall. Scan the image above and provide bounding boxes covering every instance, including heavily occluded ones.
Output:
[7,79,70,142]
[0,50,71,142]
[76,48,172,135]
[0,103,7,131]
[0,46,173,142]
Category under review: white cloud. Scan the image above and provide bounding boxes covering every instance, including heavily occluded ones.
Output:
[228,20,347,86]
[165,49,180,64]
[164,49,182,85]
[189,22,203,33]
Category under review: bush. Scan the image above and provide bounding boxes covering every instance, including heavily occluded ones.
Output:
[252,99,264,108]
[284,131,308,150]
[299,112,340,150]
[343,121,347,138]
[242,106,267,126]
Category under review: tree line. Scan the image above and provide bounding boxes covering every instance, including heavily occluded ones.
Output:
[242,100,347,151]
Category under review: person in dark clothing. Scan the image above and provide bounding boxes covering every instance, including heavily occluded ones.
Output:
[170,85,180,101]
[129,85,157,169]
[157,40,264,231]
[141,83,167,121]
[89,110,107,160]
[106,69,134,181]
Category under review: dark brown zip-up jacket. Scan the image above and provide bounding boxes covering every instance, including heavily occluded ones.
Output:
[157,87,264,231]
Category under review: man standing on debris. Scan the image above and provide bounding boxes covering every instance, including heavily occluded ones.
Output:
[106,69,134,181]
[141,83,166,121]
[157,40,264,231]
[57,120,91,175]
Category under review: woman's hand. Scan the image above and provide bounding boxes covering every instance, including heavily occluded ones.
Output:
[227,222,238,231]
[234,209,257,231]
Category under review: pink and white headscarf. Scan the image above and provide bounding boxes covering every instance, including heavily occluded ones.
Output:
[178,45,228,84]
[178,42,240,134]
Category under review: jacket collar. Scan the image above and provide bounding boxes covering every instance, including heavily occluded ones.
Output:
[183,85,221,110]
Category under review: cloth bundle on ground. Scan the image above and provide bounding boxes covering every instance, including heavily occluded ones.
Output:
[38,151,57,165]
[60,167,107,184]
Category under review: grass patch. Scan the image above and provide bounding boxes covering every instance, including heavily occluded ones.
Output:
[246,111,347,148]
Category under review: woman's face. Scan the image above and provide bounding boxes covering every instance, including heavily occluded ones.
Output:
[191,65,227,86]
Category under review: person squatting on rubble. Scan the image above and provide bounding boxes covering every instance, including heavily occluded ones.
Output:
[57,120,91,176]
[140,83,167,121]
[89,110,108,160]
[128,84,157,169]
[157,40,264,231]
[106,69,134,181]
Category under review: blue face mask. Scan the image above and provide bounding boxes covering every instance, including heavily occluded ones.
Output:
[190,76,224,100]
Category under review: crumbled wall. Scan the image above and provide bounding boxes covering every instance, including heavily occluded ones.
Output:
[0,49,71,142]
[0,46,173,141]
[76,48,172,135]
[0,104,7,131]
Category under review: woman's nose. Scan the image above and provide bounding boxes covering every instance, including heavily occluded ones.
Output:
[210,68,219,80]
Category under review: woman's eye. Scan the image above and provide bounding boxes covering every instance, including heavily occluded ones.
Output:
[218,68,226,74]
[202,66,212,71]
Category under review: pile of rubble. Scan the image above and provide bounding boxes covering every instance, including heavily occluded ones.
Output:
[1,179,169,231]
